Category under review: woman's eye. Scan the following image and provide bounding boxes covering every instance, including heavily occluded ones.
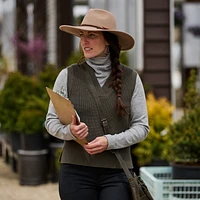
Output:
[88,33,97,38]
[80,33,84,37]
[79,32,98,39]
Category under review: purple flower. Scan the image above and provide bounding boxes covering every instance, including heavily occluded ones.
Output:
[12,34,46,64]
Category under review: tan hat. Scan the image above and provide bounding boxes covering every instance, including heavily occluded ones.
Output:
[59,9,135,51]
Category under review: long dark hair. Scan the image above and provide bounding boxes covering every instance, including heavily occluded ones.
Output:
[103,32,128,116]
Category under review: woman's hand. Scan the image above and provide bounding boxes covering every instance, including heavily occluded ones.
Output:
[70,115,88,139]
[84,136,108,155]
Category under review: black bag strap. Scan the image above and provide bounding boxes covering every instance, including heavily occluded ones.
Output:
[83,64,139,198]
[82,64,110,134]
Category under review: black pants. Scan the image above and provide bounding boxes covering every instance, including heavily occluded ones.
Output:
[59,164,132,200]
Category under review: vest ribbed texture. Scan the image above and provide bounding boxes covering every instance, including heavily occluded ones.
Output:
[60,62,137,168]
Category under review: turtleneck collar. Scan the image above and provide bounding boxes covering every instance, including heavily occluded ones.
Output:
[85,53,112,87]
[85,53,111,72]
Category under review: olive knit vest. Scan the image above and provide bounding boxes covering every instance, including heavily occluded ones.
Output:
[60,62,137,168]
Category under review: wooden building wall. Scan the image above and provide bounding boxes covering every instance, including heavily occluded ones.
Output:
[142,0,171,100]
[57,0,73,68]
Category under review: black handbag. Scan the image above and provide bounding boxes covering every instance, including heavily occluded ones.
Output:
[84,65,154,200]
[114,150,154,200]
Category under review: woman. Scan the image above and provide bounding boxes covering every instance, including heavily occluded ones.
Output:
[45,8,149,200]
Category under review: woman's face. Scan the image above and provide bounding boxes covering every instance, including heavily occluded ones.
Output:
[80,31,108,58]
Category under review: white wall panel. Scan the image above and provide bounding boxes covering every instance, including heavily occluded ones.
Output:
[46,0,57,65]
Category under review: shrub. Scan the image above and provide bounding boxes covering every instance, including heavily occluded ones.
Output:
[0,72,38,133]
[162,70,200,164]
[132,93,173,166]
[0,65,60,135]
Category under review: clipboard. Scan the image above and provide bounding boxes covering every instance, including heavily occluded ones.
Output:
[46,87,88,146]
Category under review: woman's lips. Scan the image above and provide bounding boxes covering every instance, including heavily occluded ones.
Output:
[84,47,92,51]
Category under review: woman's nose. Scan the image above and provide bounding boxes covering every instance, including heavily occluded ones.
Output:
[81,35,89,41]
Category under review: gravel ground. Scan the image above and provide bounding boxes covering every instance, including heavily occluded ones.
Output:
[0,157,60,200]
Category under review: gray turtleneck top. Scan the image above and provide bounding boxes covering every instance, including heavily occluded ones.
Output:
[45,55,149,150]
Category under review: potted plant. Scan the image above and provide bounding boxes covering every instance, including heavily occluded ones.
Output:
[15,65,59,185]
[0,65,59,149]
[132,92,173,168]
[0,72,41,172]
[38,64,61,143]
[15,95,48,150]
[16,64,60,149]
[162,70,200,179]
[0,72,38,151]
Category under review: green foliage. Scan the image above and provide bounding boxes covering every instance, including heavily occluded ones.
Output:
[0,65,59,135]
[0,56,8,76]
[66,50,83,66]
[163,108,200,163]
[16,108,45,135]
[55,147,62,171]
[183,69,200,110]
[120,51,129,65]
[132,93,173,166]
[37,64,60,103]
[38,64,60,88]
[0,72,38,133]
[16,96,48,135]
[163,70,200,164]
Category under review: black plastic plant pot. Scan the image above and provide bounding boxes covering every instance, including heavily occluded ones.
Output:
[172,162,200,179]
[18,149,48,186]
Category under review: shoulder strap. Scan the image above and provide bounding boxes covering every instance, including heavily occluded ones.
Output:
[82,63,110,134]
[82,63,138,181]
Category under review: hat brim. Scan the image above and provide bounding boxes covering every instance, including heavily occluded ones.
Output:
[59,25,135,51]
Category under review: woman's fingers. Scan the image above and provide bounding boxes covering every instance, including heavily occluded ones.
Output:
[84,136,108,155]
[70,120,88,139]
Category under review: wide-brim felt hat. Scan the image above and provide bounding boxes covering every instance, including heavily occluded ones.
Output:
[59,9,135,51]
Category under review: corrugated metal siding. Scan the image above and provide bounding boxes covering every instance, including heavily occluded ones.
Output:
[46,0,57,65]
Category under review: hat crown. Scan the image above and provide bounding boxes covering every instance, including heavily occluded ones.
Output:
[59,8,135,50]
[81,9,116,30]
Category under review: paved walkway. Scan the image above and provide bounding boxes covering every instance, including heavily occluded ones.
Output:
[0,157,60,200]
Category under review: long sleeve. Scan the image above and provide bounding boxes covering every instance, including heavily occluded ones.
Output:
[45,68,76,141]
[45,67,149,146]
[105,74,149,150]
